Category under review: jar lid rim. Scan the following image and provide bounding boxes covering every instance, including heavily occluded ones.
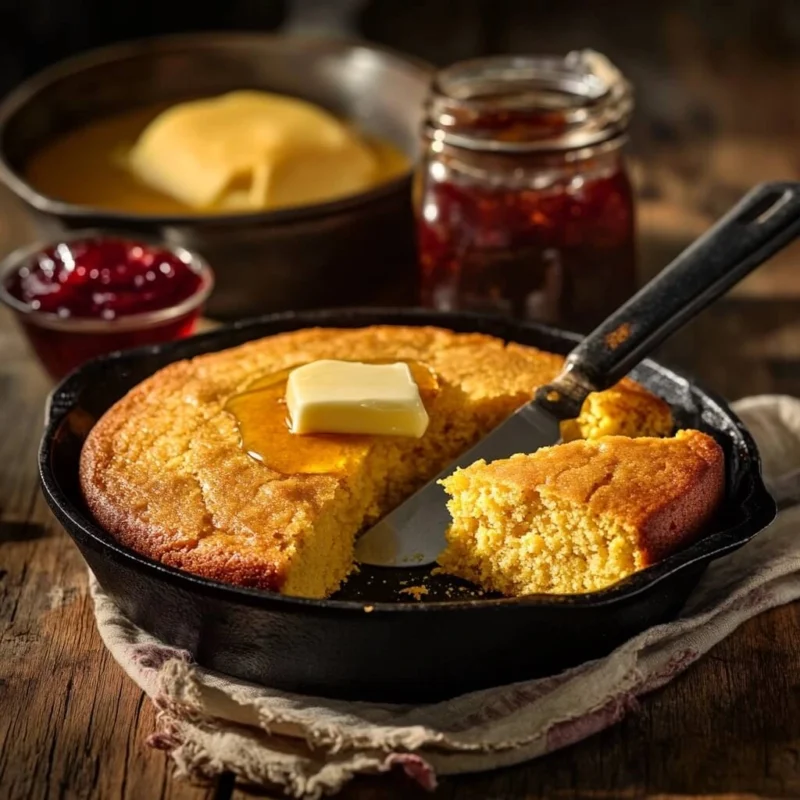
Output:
[426,50,633,153]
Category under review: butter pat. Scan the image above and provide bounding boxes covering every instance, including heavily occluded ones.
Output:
[128,91,378,211]
[286,360,429,438]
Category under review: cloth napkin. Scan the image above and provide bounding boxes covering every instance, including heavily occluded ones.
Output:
[90,395,800,799]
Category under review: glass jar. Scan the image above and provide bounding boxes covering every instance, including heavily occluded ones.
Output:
[415,50,637,332]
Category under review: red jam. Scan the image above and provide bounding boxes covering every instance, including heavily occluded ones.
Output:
[6,237,203,318]
[417,164,637,331]
[1,236,211,380]
[416,52,638,332]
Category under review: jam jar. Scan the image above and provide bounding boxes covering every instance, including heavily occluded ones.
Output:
[416,50,637,331]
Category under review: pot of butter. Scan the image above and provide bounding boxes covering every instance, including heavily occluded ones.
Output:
[0,33,433,320]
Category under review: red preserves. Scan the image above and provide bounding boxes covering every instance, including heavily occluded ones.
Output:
[1,235,212,379]
[417,157,636,330]
[6,237,203,318]
[416,52,637,332]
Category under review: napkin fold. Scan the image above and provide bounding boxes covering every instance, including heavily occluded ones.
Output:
[90,395,800,799]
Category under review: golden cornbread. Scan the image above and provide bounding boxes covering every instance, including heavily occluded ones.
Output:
[438,430,724,596]
[79,325,673,598]
[560,380,673,442]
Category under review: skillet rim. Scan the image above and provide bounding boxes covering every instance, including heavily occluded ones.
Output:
[38,307,777,614]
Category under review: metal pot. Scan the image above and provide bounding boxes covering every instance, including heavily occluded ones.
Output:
[0,33,433,319]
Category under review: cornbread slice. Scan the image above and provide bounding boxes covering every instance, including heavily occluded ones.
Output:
[560,380,673,442]
[80,325,673,598]
[438,430,724,596]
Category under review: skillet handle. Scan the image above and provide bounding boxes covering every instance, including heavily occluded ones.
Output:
[559,181,800,393]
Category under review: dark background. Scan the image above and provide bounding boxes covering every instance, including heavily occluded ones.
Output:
[1,0,799,144]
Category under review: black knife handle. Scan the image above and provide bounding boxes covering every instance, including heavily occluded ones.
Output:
[559,181,800,393]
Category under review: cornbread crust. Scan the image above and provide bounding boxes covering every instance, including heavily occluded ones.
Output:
[80,325,673,598]
[438,430,724,596]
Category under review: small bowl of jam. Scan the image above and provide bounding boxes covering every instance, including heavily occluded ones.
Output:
[0,231,213,379]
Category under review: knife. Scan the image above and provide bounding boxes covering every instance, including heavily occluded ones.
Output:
[355,181,800,568]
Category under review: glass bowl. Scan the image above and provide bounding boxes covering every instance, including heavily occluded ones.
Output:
[0,230,213,380]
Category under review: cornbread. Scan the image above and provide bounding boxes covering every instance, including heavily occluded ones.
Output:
[80,325,673,598]
[438,430,724,596]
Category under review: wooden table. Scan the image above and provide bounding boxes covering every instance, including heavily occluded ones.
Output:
[3,174,800,800]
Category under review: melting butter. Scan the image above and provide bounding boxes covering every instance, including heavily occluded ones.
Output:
[224,360,439,475]
[25,103,408,216]
[286,360,430,438]
[128,91,379,211]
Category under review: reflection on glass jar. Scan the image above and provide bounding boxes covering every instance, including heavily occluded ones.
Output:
[415,51,637,332]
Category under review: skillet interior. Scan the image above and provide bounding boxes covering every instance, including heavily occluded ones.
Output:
[39,308,776,700]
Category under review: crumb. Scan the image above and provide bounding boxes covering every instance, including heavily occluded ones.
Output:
[399,585,429,601]
[363,605,374,613]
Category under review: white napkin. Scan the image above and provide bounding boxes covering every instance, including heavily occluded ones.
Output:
[90,395,800,799]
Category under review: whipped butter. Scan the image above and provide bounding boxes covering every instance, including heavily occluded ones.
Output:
[128,90,378,211]
[285,360,430,438]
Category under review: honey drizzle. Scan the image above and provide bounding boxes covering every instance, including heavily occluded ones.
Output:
[224,360,440,475]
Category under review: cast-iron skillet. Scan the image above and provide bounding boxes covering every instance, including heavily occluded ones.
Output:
[40,308,775,702]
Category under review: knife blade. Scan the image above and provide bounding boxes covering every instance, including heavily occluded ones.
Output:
[354,387,580,567]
